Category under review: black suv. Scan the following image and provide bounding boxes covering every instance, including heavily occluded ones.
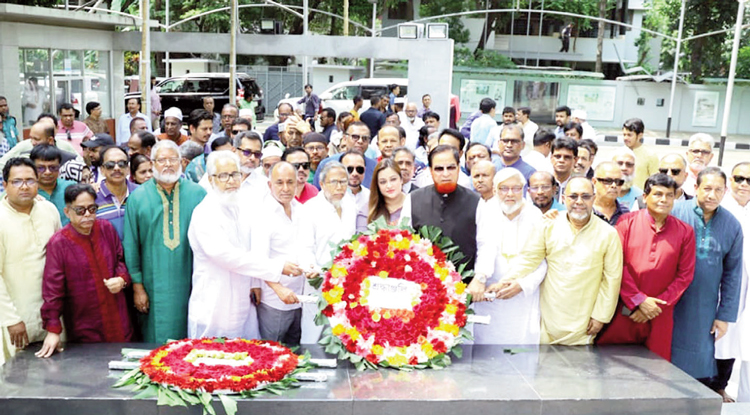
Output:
[125,73,264,122]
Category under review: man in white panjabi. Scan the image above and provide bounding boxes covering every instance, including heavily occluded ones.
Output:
[253,162,310,346]
[298,161,357,344]
[186,151,303,339]
[471,168,547,344]
[717,162,750,402]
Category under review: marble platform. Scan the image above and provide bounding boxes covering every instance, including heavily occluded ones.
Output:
[0,343,721,415]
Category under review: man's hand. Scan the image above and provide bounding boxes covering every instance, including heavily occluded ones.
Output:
[629,309,648,324]
[103,277,126,294]
[638,297,667,320]
[7,321,29,349]
[467,279,487,302]
[133,283,150,313]
[586,318,604,336]
[495,280,523,300]
[269,282,299,305]
[282,262,303,277]
[543,209,560,221]
[35,332,63,358]
[251,288,261,305]
[711,320,728,341]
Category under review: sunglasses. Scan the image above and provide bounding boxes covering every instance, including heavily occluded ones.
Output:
[596,177,625,186]
[37,165,60,173]
[239,148,263,159]
[433,165,458,172]
[659,168,682,176]
[348,134,371,142]
[346,165,365,174]
[70,205,98,215]
[292,162,311,171]
[566,193,594,202]
[102,160,129,170]
[733,175,750,185]
[231,129,245,135]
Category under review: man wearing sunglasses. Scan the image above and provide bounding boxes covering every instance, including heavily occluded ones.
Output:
[612,146,643,210]
[232,131,267,199]
[0,157,61,365]
[592,162,629,226]
[95,146,138,241]
[30,144,75,226]
[312,122,376,190]
[683,133,715,197]
[281,147,318,204]
[340,150,369,214]
[632,154,693,212]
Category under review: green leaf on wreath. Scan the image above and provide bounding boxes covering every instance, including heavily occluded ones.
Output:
[218,394,238,415]
[451,345,463,359]
[112,367,140,388]
[158,386,187,407]
[314,311,328,326]
[177,389,202,405]
[308,275,323,290]
[213,338,226,344]
[324,341,339,355]
[132,383,158,400]
[198,391,216,415]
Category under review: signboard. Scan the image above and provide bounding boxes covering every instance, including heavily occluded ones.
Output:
[692,91,720,127]
[566,85,617,121]
[460,79,506,113]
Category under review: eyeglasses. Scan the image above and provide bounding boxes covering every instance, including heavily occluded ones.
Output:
[733,175,750,185]
[37,165,60,173]
[432,165,458,172]
[292,162,311,171]
[616,160,635,168]
[659,168,682,176]
[221,114,236,120]
[69,204,98,216]
[498,186,523,194]
[325,179,348,187]
[102,160,129,170]
[231,129,246,135]
[155,157,180,165]
[346,165,365,174]
[238,148,263,159]
[305,144,326,153]
[499,139,522,146]
[596,177,625,187]
[212,172,243,183]
[9,178,38,188]
[529,185,553,192]
[348,134,371,143]
[566,193,595,201]
[689,148,712,156]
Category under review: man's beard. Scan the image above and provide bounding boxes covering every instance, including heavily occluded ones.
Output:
[621,174,634,191]
[434,181,457,194]
[690,160,706,173]
[500,199,523,215]
[569,211,590,221]
[408,116,415,123]
[241,165,255,175]
[153,165,182,184]
[211,187,239,206]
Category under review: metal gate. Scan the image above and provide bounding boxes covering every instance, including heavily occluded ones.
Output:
[229,65,303,116]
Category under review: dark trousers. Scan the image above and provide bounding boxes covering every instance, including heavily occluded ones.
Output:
[698,358,735,391]
[560,37,570,53]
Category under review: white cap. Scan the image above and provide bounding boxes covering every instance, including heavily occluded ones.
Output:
[164,107,183,120]
[239,108,254,119]
[571,109,587,121]
[261,145,283,160]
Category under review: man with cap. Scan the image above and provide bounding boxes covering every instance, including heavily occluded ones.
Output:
[158,107,187,145]
[571,109,596,140]
[303,132,328,183]
[81,133,116,184]
[261,143,284,178]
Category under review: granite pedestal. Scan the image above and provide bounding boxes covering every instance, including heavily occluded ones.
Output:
[0,343,721,415]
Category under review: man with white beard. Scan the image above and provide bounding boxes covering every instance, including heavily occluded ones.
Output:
[252,162,312,346]
[470,168,547,344]
[613,147,643,210]
[123,140,207,343]
[683,133,715,197]
[186,152,303,340]
[298,162,357,343]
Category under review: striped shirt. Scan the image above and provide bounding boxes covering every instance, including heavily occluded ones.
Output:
[95,180,139,241]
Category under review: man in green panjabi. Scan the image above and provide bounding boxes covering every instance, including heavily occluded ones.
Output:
[123,140,206,343]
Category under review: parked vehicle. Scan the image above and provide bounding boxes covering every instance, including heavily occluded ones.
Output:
[124,73,264,122]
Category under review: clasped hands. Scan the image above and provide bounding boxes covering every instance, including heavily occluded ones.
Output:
[467,278,522,303]
[630,297,667,324]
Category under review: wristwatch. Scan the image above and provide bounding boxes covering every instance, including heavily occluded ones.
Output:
[475,274,488,284]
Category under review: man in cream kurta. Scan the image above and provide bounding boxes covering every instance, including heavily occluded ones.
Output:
[0,158,61,365]
[501,177,623,345]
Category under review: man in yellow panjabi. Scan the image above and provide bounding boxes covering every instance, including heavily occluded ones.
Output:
[501,177,623,345]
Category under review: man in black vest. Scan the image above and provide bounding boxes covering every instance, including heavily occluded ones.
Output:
[410,145,480,275]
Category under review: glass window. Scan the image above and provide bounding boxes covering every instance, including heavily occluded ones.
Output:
[18,48,52,127]
[159,79,185,94]
[512,80,560,122]
[83,51,111,119]
[361,86,388,99]
[52,49,83,117]
[210,78,230,94]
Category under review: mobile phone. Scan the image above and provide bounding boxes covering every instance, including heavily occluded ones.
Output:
[278,120,286,132]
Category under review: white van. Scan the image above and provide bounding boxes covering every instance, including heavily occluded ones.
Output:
[278,77,408,119]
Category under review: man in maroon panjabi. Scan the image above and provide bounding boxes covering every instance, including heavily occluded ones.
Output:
[37,184,132,358]
[597,173,695,361]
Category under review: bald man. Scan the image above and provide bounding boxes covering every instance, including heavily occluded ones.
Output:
[399,102,425,149]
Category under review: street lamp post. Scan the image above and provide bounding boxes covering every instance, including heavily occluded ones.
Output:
[666,0,686,138]
[718,0,747,166]
[369,0,377,77]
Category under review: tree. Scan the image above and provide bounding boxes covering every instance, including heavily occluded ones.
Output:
[594,0,607,73]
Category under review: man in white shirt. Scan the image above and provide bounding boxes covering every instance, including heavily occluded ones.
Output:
[187,151,301,340]
[470,98,497,148]
[116,98,150,145]
[398,102,425,149]
[299,162,357,343]
[571,109,596,140]
[523,129,555,175]
[254,162,309,346]
[516,107,538,154]
[341,150,370,214]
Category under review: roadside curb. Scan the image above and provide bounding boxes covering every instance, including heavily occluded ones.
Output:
[596,135,750,150]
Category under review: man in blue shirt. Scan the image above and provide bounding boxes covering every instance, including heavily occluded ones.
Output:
[469,98,497,148]
[359,96,386,139]
[312,121,375,189]
[30,144,75,225]
[527,171,566,214]
[0,96,20,152]
[297,84,320,130]
[493,124,536,184]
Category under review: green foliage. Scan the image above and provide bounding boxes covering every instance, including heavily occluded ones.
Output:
[419,0,471,44]
[454,47,516,69]
[737,46,750,80]
[5,0,58,5]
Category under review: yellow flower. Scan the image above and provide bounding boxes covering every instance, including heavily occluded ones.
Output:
[383,310,392,319]
[446,304,457,315]
[332,324,345,336]
[386,354,408,366]
[396,238,411,250]
[349,301,359,309]
[323,285,344,304]
[427,247,433,256]
[437,323,459,336]
[435,266,449,281]
[330,265,348,279]
[345,327,361,341]
[455,282,466,295]
[372,344,384,355]
[371,311,381,322]
[378,271,389,278]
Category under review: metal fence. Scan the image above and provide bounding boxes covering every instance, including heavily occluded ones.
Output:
[226,65,303,116]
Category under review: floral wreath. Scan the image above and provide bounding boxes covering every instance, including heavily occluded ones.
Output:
[113,338,314,415]
[311,219,472,370]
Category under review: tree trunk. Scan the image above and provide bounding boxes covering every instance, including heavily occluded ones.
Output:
[690,37,704,82]
[595,0,606,73]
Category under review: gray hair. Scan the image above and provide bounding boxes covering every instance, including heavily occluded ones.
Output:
[151,139,181,161]
[206,150,240,177]
[493,167,525,188]
[660,153,688,168]
[392,146,416,161]
[688,133,715,150]
[612,146,636,161]
[178,141,204,161]
[319,161,348,185]
[233,130,263,148]
[500,123,525,140]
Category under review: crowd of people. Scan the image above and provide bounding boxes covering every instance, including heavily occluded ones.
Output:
[0,90,748,404]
